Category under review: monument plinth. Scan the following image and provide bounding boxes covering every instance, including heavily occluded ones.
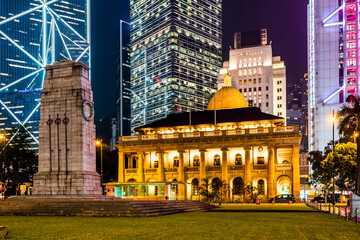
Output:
[33,60,101,196]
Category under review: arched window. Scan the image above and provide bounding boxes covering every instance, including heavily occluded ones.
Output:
[191,178,199,195]
[127,178,136,182]
[235,154,242,165]
[233,177,244,195]
[214,154,221,166]
[258,180,265,195]
[282,160,289,164]
[212,177,222,193]
[173,156,179,167]
[193,155,200,166]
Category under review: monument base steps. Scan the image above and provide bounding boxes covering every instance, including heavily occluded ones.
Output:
[0,200,215,217]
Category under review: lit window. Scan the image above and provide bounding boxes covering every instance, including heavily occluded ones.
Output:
[235,154,242,165]
[347,23,356,31]
[347,50,357,58]
[346,32,356,40]
[193,155,200,166]
[347,58,357,67]
[214,155,221,166]
[348,77,357,84]
[173,156,179,167]
[346,41,356,49]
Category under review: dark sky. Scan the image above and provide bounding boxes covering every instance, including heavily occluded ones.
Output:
[91,0,308,120]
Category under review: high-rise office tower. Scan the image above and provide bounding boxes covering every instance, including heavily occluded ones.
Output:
[307,0,352,151]
[218,30,287,119]
[130,0,222,131]
[116,20,131,137]
[0,0,90,147]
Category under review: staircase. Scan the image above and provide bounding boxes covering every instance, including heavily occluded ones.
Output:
[0,199,215,217]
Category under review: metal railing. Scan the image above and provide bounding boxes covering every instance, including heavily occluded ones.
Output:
[307,202,358,223]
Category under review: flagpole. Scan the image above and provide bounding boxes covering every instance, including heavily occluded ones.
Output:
[214,92,217,127]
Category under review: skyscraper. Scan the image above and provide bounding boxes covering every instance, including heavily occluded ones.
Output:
[0,0,90,147]
[308,0,348,151]
[218,30,287,119]
[116,20,131,137]
[130,0,222,131]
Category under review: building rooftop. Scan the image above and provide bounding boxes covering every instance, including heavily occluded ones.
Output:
[135,107,284,133]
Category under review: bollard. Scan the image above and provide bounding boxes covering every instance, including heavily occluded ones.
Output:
[339,206,341,218]
[320,203,322,211]
[333,204,336,215]
[346,206,349,221]
[325,203,327,211]
[356,208,359,224]
[329,204,331,213]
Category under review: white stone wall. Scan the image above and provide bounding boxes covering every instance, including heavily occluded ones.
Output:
[33,61,101,196]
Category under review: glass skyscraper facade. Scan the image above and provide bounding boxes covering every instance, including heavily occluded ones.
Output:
[117,20,131,137]
[0,0,90,148]
[307,0,350,151]
[130,0,222,131]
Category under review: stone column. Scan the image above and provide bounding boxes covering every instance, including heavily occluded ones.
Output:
[244,147,252,186]
[138,152,144,182]
[118,152,125,183]
[178,150,185,200]
[221,147,229,184]
[267,147,275,199]
[158,152,165,182]
[199,149,206,185]
[292,145,301,202]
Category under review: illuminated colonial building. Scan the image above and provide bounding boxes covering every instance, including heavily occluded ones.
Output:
[218,30,287,119]
[130,0,222,131]
[110,74,301,202]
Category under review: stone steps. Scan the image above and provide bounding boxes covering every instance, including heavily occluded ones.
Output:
[0,200,214,217]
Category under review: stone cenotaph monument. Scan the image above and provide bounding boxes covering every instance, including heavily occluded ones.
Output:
[33,61,101,196]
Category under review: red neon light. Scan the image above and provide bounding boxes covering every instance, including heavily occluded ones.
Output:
[347,86,357,93]
[346,4,356,12]
[346,13,357,21]
[155,77,162,82]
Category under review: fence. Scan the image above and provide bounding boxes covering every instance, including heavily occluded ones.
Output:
[307,202,359,223]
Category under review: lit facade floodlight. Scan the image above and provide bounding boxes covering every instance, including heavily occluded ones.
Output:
[0,0,90,149]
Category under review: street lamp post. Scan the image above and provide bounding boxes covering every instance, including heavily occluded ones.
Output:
[96,140,103,186]
[0,132,5,183]
[331,110,335,205]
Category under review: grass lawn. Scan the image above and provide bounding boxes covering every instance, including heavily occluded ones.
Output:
[1,211,360,239]
[213,203,318,211]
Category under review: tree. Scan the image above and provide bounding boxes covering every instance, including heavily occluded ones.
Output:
[199,176,215,202]
[324,142,357,192]
[245,182,259,203]
[2,126,38,195]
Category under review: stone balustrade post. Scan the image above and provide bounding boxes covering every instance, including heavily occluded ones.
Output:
[178,150,185,200]
[157,151,165,182]
[138,152,144,182]
[221,147,229,184]
[118,152,125,183]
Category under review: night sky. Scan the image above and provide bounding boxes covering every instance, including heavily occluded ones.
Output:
[91,0,308,120]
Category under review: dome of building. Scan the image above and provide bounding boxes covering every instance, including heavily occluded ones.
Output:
[207,73,248,110]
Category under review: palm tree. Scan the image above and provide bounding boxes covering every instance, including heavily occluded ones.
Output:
[338,95,360,195]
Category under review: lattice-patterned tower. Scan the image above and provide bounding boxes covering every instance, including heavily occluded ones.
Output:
[33,61,101,196]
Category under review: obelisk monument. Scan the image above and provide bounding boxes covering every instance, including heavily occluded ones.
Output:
[33,60,101,196]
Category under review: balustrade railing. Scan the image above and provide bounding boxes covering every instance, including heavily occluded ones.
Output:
[276,164,292,170]
[120,126,298,142]
[125,169,138,174]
